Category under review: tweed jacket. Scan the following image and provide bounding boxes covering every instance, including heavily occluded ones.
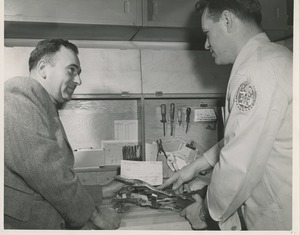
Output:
[4,77,101,229]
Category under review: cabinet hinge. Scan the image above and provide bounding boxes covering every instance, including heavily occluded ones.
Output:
[155,91,163,96]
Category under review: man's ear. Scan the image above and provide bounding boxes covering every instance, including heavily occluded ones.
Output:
[37,60,47,78]
[221,10,234,33]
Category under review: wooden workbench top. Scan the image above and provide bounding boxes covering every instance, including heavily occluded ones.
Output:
[100,199,192,230]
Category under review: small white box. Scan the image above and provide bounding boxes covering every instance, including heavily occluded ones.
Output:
[194,108,217,122]
[73,149,105,168]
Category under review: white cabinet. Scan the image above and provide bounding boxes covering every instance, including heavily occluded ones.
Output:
[142,0,200,27]
[4,0,142,40]
[5,0,142,25]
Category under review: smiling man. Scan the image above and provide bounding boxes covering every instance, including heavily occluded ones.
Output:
[4,39,123,229]
[159,0,293,230]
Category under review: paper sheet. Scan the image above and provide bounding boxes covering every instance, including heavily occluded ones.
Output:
[145,142,158,161]
[114,120,138,140]
[120,160,163,185]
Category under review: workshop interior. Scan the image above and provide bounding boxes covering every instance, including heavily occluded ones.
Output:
[4,0,294,231]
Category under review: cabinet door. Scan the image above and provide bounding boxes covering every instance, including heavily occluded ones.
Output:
[5,0,142,26]
[141,50,231,94]
[97,171,118,185]
[143,0,200,27]
[77,172,97,185]
[260,0,289,30]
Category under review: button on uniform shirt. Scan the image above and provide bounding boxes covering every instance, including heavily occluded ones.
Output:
[203,33,293,230]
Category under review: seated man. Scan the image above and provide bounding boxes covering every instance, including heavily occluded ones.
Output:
[4,39,123,229]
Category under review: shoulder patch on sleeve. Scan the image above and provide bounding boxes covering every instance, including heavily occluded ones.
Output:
[235,81,257,112]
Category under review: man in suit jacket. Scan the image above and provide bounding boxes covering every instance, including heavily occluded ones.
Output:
[4,39,123,229]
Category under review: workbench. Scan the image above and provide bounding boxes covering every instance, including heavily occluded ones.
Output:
[77,165,215,230]
[100,199,192,230]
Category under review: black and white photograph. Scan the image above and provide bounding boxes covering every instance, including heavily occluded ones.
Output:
[1,0,299,233]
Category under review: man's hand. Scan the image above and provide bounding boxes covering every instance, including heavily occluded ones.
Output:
[89,206,121,230]
[157,162,199,191]
[102,180,124,198]
[180,194,208,230]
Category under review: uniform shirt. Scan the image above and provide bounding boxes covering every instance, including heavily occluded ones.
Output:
[4,77,102,229]
[203,33,293,230]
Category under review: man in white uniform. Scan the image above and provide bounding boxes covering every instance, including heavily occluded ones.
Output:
[158,0,292,230]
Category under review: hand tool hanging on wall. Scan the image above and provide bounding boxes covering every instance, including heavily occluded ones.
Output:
[160,104,167,136]
[185,107,191,133]
[177,107,182,126]
[170,103,175,136]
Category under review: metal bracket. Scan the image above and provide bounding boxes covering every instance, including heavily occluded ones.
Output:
[121,91,130,97]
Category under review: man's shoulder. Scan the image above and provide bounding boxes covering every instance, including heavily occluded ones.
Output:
[5,76,54,112]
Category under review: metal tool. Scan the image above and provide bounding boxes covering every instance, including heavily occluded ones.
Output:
[185,107,191,133]
[111,179,208,213]
[160,104,167,136]
[114,175,187,199]
[177,107,182,126]
[157,139,178,172]
[170,103,175,136]
[156,139,169,160]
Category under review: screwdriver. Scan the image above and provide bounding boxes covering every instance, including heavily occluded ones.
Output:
[170,103,175,136]
[177,107,182,126]
[161,104,167,136]
[186,107,191,133]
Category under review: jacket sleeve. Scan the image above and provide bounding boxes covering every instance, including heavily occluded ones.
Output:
[206,75,290,223]
[4,81,101,228]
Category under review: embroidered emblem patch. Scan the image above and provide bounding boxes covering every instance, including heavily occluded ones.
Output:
[235,81,256,112]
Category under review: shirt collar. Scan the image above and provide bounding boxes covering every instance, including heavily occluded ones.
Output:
[231,32,270,74]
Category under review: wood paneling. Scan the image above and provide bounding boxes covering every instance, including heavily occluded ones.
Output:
[141,49,231,94]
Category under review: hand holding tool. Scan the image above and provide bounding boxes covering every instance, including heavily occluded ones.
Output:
[170,103,175,136]
[160,104,167,136]
[177,107,182,126]
[185,107,191,133]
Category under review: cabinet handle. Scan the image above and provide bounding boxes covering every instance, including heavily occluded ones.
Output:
[124,0,130,14]
[147,0,158,21]
[275,7,280,19]
[153,2,158,16]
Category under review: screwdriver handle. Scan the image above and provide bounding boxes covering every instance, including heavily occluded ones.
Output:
[161,104,166,123]
[186,107,191,122]
[170,103,175,121]
[177,107,182,125]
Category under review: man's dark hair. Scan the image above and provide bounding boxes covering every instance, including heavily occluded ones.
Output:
[29,39,79,71]
[197,0,262,26]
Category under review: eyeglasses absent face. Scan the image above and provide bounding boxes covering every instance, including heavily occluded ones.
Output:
[201,8,236,65]
[44,46,82,103]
